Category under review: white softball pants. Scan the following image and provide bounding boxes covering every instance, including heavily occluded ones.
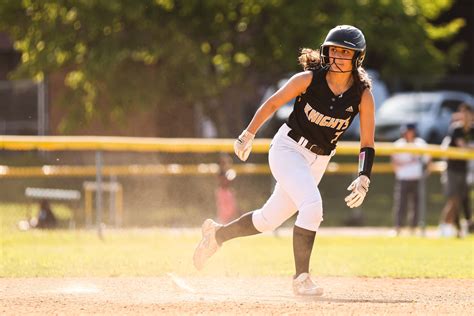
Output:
[252,124,333,232]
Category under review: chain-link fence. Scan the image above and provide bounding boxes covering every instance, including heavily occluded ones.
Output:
[1,137,472,231]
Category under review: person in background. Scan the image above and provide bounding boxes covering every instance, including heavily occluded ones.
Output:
[215,153,238,224]
[439,103,473,237]
[33,199,57,229]
[449,103,474,234]
[391,123,430,236]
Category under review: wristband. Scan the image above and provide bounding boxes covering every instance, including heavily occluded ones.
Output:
[358,147,375,179]
[239,130,255,142]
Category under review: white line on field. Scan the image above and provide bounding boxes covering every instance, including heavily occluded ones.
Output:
[167,272,196,293]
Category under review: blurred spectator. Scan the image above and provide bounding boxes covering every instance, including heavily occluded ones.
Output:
[391,124,430,236]
[215,153,238,224]
[19,199,57,230]
[439,103,473,237]
[34,199,57,229]
[450,103,474,234]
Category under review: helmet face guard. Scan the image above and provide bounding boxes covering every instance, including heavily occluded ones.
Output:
[320,25,366,72]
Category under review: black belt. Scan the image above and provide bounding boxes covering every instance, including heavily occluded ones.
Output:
[287,129,332,155]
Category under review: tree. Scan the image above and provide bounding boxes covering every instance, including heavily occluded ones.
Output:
[0,0,465,135]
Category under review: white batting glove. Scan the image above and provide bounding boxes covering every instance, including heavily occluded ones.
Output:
[234,130,255,161]
[344,175,370,208]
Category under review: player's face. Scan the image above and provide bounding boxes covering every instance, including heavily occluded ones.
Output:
[404,129,416,142]
[328,46,355,72]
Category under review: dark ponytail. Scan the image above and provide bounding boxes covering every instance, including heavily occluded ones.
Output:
[298,48,321,71]
[353,67,372,95]
[299,47,372,94]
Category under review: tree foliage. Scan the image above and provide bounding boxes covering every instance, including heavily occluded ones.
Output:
[0,0,466,133]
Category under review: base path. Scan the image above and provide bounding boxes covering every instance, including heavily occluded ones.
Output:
[1,276,473,315]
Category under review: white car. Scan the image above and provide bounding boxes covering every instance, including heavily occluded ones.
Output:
[375,91,473,144]
[342,70,389,140]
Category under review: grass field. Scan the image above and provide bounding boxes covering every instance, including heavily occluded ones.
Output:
[2,203,473,315]
[2,229,474,278]
[1,204,473,279]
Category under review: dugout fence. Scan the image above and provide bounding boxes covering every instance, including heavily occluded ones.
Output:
[1,135,472,236]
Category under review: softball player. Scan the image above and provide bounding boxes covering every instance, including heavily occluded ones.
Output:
[194,25,375,296]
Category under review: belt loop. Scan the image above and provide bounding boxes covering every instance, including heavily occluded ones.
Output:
[287,128,330,156]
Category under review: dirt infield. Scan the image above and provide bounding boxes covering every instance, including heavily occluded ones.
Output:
[1,276,473,315]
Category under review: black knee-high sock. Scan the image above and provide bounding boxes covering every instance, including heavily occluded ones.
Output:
[215,212,260,245]
[293,225,316,278]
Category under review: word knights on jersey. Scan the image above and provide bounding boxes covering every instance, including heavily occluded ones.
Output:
[303,103,350,131]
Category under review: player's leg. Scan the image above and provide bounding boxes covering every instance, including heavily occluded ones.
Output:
[216,182,297,244]
[461,191,471,221]
[411,180,420,230]
[440,196,460,237]
[440,172,463,237]
[193,125,300,270]
[450,197,461,236]
[291,153,330,287]
[461,189,471,220]
[449,188,462,237]
[291,158,330,296]
[459,176,471,236]
[392,180,403,234]
[193,183,298,270]
[398,180,409,231]
[460,188,472,235]
[268,133,330,295]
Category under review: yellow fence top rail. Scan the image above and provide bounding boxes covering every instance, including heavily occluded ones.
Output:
[0,162,447,178]
[0,135,473,159]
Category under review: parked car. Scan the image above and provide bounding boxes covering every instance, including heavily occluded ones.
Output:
[258,69,389,138]
[375,91,473,144]
[342,69,389,140]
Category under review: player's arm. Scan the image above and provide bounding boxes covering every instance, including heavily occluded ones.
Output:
[359,89,375,149]
[345,88,375,208]
[245,71,312,135]
[234,71,312,161]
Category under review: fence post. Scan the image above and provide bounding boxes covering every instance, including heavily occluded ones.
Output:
[419,167,428,237]
[84,188,92,228]
[96,150,103,239]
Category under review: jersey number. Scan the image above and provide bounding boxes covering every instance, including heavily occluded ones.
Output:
[331,131,343,144]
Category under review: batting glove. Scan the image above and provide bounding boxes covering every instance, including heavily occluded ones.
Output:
[344,175,370,208]
[234,130,255,162]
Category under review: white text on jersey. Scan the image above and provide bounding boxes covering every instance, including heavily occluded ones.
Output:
[304,103,350,130]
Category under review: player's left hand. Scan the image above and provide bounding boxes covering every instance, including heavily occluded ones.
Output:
[344,175,370,208]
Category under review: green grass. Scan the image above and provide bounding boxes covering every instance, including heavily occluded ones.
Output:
[2,229,473,278]
[0,203,74,229]
[1,203,473,278]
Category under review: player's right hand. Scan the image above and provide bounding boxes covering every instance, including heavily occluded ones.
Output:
[234,130,255,161]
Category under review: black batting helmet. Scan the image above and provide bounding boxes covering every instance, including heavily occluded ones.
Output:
[320,25,366,69]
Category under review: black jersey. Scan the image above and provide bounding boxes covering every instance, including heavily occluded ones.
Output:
[287,68,362,151]
[446,122,474,173]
